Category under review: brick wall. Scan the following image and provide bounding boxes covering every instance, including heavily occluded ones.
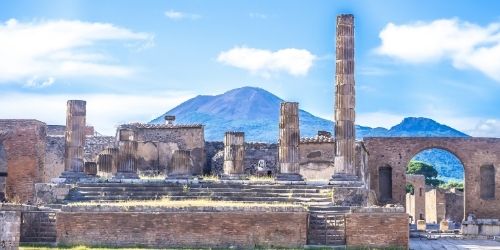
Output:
[0,120,46,203]
[346,209,408,248]
[56,211,307,248]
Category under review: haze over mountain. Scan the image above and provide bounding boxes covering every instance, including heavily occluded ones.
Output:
[150,86,468,141]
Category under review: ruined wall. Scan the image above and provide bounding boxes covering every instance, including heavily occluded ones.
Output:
[425,188,446,224]
[445,190,464,222]
[345,208,408,248]
[0,139,7,201]
[0,120,45,203]
[44,136,115,181]
[364,137,500,219]
[406,174,426,222]
[0,211,21,248]
[119,124,205,175]
[56,211,307,248]
[206,142,278,175]
[299,139,334,180]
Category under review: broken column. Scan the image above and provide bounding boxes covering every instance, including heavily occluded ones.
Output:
[61,100,88,179]
[166,149,194,179]
[222,131,246,179]
[115,141,138,179]
[97,147,118,178]
[276,102,303,181]
[84,162,97,176]
[332,14,357,181]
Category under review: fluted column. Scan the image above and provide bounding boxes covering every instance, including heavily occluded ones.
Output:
[97,148,118,177]
[332,14,357,180]
[222,132,246,179]
[166,150,194,179]
[115,141,139,179]
[61,100,88,179]
[276,102,303,181]
[84,162,97,176]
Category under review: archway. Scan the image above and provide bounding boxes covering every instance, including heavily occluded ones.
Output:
[406,148,465,225]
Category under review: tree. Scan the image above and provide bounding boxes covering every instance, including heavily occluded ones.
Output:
[407,160,444,187]
[439,181,464,191]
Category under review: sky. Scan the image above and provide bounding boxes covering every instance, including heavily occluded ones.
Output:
[1,0,500,136]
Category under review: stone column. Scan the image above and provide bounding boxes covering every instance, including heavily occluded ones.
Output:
[222,131,246,179]
[332,14,357,180]
[61,100,87,178]
[166,149,194,179]
[97,147,118,178]
[84,162,97,176]
[115,140,139,179]
[276,102,303,181]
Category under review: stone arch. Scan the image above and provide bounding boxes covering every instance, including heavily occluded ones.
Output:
[363,137,500,219]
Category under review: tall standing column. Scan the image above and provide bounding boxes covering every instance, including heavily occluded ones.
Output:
[61,100,87,178]
[276,102,303,181]
[222,131,246,179]
[332,14,357,180]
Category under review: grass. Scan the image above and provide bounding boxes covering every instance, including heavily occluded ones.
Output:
[67,197,301,208]
[248,175,275,182]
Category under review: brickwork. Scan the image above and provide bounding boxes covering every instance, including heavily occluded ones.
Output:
[363,137,500,219]
[406,174,426,222]
[0,120,46,203]
[56,211,307,248]
[345,209,408,248]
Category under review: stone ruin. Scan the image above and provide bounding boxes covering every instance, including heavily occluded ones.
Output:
[0,13,499,249]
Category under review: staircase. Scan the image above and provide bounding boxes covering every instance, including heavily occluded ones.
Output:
[20,211,57,244]
[66,182,333,205]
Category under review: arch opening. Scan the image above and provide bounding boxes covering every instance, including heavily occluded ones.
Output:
[406,148,465,225]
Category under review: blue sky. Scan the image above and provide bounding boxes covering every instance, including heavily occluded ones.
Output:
[1,0,500,136]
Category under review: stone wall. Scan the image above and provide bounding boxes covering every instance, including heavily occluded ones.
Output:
[445,190,464,222]
[0,120,46,203]
[44,136,115,181]
[299,139,334,180]
[425,188,446,224]
[345,207,408,248]
[0,211,21,249]
[364,137,500,219]
[406,174,426,223]
[56,210,307,248]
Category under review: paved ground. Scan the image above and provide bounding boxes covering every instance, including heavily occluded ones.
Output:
[411,238,500,250]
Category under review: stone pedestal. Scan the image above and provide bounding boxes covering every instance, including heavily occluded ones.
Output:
[417,220,426,231]
[276,102,303,182]
[60,100,89,181]
[222,132,247,180]
[166,150,194,179]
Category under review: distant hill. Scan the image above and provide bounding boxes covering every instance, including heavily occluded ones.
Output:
[150,86,468,181]
[150,86,468,141]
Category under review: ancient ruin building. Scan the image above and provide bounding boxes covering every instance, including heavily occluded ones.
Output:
[333,14,356,180]
[405,174,426,223]
[61,100,87,179]
[222,132,246,179]
[277,102,303,181]
[116,118,205,177]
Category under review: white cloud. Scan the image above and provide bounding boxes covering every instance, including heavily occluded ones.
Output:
[0,91,194,135]
[0,18,154,83]
[164,10,201,20]
[217,46,316,77]
[25,76,55,88]
[469,119,500,137]
[357,112,405,129]
[376,18,500,81]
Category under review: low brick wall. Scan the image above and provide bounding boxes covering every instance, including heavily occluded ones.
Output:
[346,207,409,248]
[56,209,307,248]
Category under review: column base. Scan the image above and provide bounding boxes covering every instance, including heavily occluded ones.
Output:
[329,174,363,187]
[275,173,304,182]
[220,174,248,180]
[57,171,92,183]
[112,172,139,179]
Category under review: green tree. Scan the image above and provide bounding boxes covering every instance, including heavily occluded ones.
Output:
[407,160,444,187]
[439,181,464,190]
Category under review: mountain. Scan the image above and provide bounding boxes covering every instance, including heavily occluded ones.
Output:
[150,86,468,141]
[150,86,468,181]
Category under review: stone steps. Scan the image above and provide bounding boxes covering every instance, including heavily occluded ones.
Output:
[307,212,346,246]
[69,195,332,203]
[20,212,57,243]
[74,191,329,198]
